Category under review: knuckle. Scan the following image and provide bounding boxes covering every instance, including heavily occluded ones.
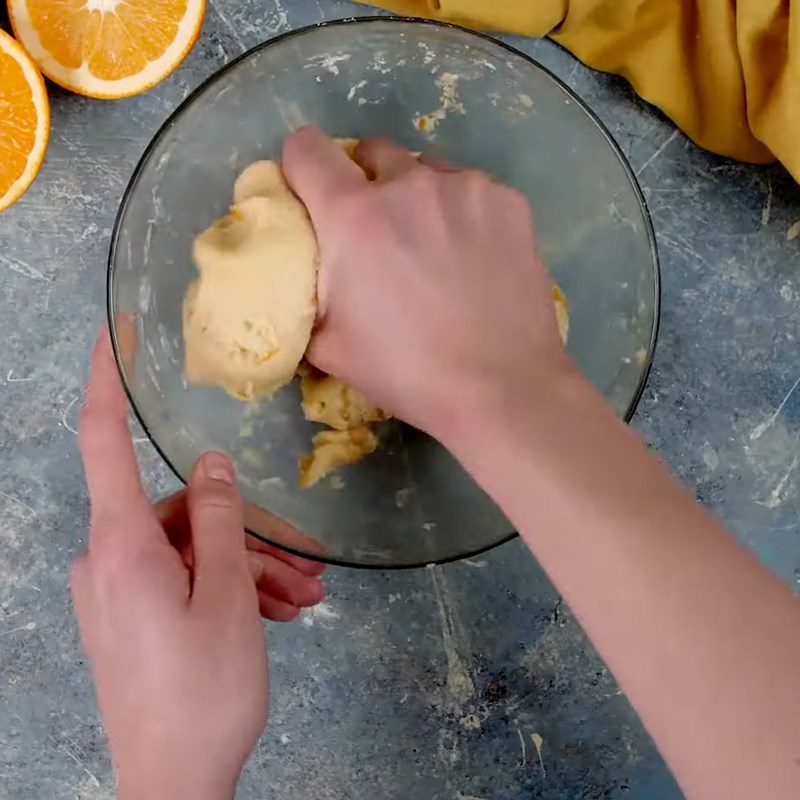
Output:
[338,196,396,249]
[337,191,378,228]
[457,167,486,187]
[443,169,485,203]
[389,166,436,204]
[89,526,151,573]
[90,537,129,575]
[87,508,125,540]
[403,163,433,187]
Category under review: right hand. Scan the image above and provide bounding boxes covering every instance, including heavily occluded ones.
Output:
[282,127,569,443]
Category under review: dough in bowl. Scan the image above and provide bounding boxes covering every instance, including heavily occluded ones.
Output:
[182,160,318,401]
[182,137,569,488]
[182,139,384,488]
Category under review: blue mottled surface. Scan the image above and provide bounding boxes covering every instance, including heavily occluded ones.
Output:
[0,1,798,798]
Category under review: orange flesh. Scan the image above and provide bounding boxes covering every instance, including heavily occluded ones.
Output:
[0,50,37,196]
[27,0,188,80]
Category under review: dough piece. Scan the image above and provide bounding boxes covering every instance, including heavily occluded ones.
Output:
[299,427,378,488]
[182,160,317,400]
[551,284,569,344]
[299,364,385,431]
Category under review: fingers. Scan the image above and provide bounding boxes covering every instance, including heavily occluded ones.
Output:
[257,593,300,622]
[186,452,250,601]
[282,126,365,221]
[162,490,325,577]
[353,138,418,182]
[79,327,150,533]
[154,490,193,562]
[156,487,323,619]
[154,490,187,526]
[243,501,328,561]
[245,536,326,578]
[247,550,324,608]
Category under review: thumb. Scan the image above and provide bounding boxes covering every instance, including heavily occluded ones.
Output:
[187,451,250,604]
[282,126,365,224]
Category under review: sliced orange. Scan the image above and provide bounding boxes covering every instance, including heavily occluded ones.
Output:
[0,29,50,212]
[8,0,206,99]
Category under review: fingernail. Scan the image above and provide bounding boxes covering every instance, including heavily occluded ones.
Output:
[203,452,235,484]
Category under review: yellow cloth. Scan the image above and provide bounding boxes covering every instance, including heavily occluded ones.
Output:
[361,1,800,181]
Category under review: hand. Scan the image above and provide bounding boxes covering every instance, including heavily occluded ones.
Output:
[70,330,322,799]
[155,491,326,622]
[283,127,569,442]
[112,309,326,621]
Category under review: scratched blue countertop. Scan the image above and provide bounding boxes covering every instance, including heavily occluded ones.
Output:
[0,2,798,798]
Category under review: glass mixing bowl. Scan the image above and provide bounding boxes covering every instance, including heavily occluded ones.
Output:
[108,17,659,568]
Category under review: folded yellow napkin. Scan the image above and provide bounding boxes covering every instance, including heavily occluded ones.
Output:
[360,1,800,181]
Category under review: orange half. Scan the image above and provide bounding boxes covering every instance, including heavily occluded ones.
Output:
[8,0,206,99]
[0,29,50,212]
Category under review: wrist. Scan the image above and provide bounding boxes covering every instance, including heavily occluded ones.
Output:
[118,776,235,800]
[116,755,238,800]
[438,349,668,561]
[435,351,588,462]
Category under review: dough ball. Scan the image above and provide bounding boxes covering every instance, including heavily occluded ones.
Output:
[182,160,318,400]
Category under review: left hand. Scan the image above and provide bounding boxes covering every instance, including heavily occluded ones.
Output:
[71,328,324,799]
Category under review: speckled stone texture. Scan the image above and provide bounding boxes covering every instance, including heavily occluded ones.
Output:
[0,2,798,799]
